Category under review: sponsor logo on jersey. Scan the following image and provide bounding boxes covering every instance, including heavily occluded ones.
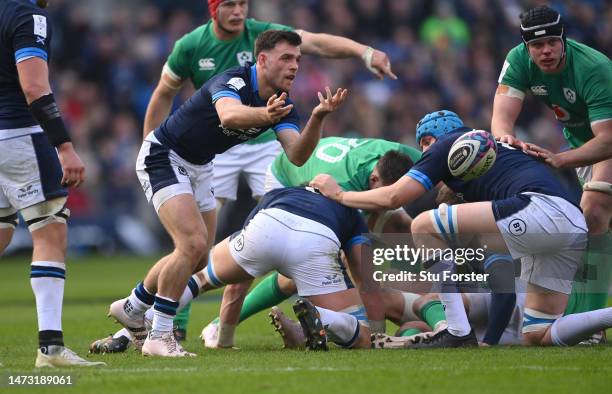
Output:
[177,166,188,176]
[236,51,253,66]
[219,124,263,140]
[530,85,548,96]
[552,104,571,122]
[234,233,244,251]
[32,15,47,38]
[198,58,216,71]
[227,77,246,91]
[563,88,576,104]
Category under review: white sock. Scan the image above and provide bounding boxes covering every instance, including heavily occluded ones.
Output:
[127,282,154,318]
[438,292,471,337]
[178,275,201,311]
[316,306,360,347]
[152,295,178,332]
[113,328,131,339]
[551,307,612,346]
[400,292,421,323]
[218,323,237,347]
[30,261,66,331]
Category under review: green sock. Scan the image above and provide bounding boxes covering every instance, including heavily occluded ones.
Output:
[238,272,293,322]
[419,301,447,330]
[173,302,191,330]
[565,233,612,314]
[397,327,423,337]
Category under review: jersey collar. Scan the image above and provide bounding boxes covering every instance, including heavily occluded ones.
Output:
[250,64,258,93]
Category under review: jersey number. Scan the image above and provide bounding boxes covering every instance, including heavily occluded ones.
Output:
[315,139,368,163]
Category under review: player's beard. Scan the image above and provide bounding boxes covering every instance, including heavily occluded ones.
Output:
[37,0,49,8]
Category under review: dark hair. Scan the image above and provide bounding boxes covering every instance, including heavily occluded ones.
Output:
[375,150,414,185]
[255,30,302,57]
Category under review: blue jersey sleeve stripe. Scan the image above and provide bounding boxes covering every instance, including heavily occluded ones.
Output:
[212,91,241,102]
[15,47,48,62]
[273,123,300,132]
[407,169,433,190]
[346,235,370,250]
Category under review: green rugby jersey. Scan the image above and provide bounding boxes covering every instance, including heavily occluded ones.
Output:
[271,137,422,191]
[498,39,612,148]
[166,18,293,144]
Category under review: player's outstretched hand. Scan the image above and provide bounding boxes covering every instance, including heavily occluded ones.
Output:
[496,135,538,157]
[266,92,293,124]
[312,87,348,118]
[525,143,564,168]
[366,48,398,80]
[309,174,343,202]
[57,142,86,187]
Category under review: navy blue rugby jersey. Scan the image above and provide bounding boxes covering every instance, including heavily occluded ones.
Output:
[244,187,370,253]
[407,128,580,208]
[0,0,52,130]
[154,63,300,165]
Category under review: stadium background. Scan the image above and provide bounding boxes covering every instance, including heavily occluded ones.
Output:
[3,0,612,255]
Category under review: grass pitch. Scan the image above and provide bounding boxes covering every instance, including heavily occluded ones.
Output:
[1,255,611,394]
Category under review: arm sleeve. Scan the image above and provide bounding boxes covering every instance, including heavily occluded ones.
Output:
[498,46,530,92]
[165,35,192,80]
[582,62,612,123]
[208,74,246,104]
[273,100,300,133]
[405,138,455,191]
[13,9,52,63]
[344,212,371,253]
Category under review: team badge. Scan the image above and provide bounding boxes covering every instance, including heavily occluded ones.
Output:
[563,88,576,104]
[236,51,253,66]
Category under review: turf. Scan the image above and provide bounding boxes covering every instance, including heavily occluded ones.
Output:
[1,255,611,394]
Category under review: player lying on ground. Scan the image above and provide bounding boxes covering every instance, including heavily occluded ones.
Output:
[311,109,612,348]
[106,187,382,356]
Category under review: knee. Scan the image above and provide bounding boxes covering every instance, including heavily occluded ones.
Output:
[177,233,208,263]
[411,212,432,234]
[582,203,610,234]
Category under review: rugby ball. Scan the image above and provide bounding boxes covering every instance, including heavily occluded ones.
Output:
[447,130,497,180]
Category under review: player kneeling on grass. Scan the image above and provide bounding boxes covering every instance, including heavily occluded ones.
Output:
[311,110,612,348]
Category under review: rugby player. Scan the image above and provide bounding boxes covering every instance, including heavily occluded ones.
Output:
[201,137,421,348]
[491,5,612,324]
[107,30,347,357]
[312,110,612,347]
[0,0,103,367]
[144,0,397,337]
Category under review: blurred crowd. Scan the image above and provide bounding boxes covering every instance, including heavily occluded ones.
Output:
[41,0,611,233]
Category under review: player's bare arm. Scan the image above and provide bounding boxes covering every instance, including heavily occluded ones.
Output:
[277,87,347,166]
[311,174,424,211]
[17,57,85,187]
[295,29,397,80]
[214,94,291,129]
[491,84,530,151]
[142,70,184,138]
[528,119,612,168]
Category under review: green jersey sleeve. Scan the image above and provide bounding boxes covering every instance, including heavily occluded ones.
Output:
[166,33,195,80]
[498,44,530,92]
[582,62,612,123]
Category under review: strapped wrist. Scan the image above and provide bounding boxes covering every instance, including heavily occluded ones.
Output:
[361,46,375,70]
[29,93,71,147]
